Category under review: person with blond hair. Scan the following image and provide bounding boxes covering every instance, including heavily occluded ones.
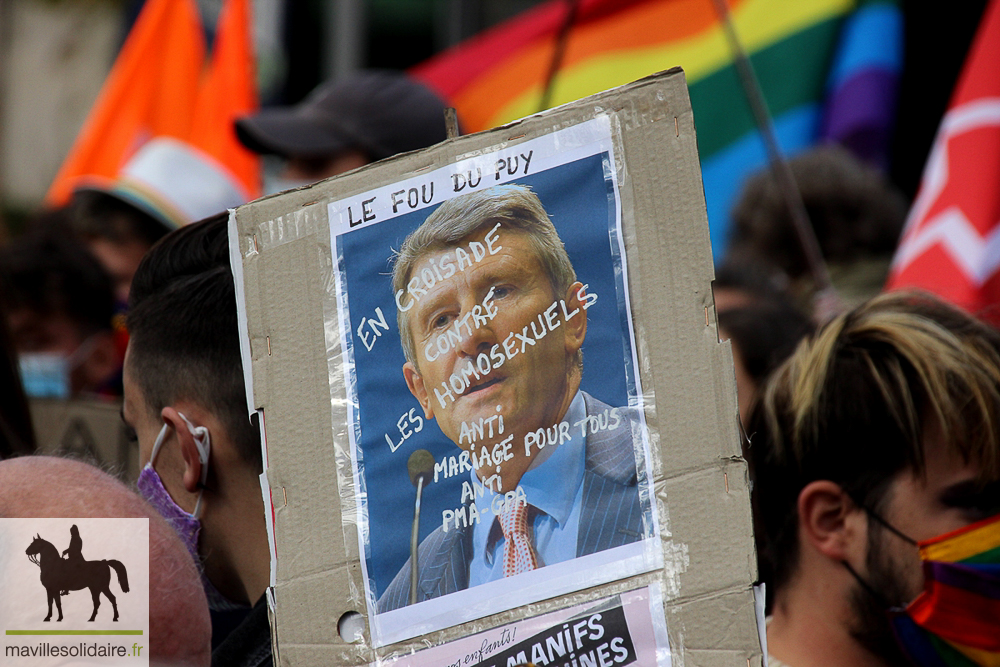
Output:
[748,292,1000,667]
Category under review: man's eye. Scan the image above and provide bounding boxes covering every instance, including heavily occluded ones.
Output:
[492,286,513,299]
[431,313,452,330]
[942,482,1000,522]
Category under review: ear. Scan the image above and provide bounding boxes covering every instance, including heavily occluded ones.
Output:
[403,361,434,420]
[161,407,203,494]
[562,281,588,357]
[797,480,866,563]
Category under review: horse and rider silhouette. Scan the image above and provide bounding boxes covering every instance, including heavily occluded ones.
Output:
[25,526,129,622]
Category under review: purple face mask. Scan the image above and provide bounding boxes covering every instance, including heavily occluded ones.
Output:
[136,413,211,561]
[136,417,248,611]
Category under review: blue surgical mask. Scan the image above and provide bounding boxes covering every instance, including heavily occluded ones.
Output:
[18,335,101,399]
[18,353,70,399]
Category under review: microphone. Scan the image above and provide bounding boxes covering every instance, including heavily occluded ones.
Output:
[408,449,435,487]
[407,449,435,605]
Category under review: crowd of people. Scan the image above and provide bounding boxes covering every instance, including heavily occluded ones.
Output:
[0,66,997,667]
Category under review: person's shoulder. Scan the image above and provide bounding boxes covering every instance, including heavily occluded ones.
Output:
[211,595,272,667]
[581,391,640,424]
[377,523,471,612]
[580,391,641,484]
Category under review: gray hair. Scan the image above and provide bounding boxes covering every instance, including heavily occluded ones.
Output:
[392,184,576,364]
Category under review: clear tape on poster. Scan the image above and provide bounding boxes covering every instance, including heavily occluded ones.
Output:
[317,115,672,652]
[375,584,672,667]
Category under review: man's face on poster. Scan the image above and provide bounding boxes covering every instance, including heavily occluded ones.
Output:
[402,227,587,450]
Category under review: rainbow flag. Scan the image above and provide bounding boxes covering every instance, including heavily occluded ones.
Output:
[413,0,902,260]
[890,512,1000,666]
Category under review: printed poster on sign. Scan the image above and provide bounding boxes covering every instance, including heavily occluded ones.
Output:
[329,116,661,646]
[376,585,671,667]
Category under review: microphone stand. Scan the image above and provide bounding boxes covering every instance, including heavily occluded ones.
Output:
[410,474,425,606]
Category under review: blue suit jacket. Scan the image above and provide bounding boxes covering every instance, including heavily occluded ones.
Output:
[377,392,646,612]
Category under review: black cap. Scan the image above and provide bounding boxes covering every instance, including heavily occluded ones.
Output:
[235,70,451,161]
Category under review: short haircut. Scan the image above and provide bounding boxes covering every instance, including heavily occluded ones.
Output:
[392,185,576,365]
[126,214,261,470]
[748,292,1000,595]
[0,230,114,336]
[718,300,813,388]
[69,190,170,247]
[728,146,907,279]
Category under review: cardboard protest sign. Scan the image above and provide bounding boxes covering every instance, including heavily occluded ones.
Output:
[230,68,762,666]
[30,399,138,482]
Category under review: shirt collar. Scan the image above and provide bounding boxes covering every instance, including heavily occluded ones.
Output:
[471,390,588,556]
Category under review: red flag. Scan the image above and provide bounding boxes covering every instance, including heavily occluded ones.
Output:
[45,0,205,206]
[190,0,261,199]
[886,0,1000,321]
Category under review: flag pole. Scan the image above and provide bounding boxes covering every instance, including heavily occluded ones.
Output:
[710,0,840,318]
[539,0,582,112]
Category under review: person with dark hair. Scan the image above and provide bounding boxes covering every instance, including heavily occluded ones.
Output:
[726,146,908,309]
[68,190,170,303]
[747,292,1000,667]
[718,302,812,424]
[122,213,270,666]
[0,298,36,458]
[68,136,250,304]
[714,261,813,423]
[236,70,451,194]
[0,230,122,398]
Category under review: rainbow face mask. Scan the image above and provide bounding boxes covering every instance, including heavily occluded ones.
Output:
[889,512,1000,667]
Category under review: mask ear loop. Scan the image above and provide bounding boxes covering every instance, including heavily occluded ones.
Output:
[148,422,171,468]
[147,414,212,518]
[66,333,99,372]
[843,491,919,546]
[841,560,896,608]
[178,413,211,518]
[840,497,916,613]
[862,506,919,546]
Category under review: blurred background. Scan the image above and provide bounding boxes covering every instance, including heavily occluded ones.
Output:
[0,0,990,246]
[0,0,997,474]
[0,0,534,225]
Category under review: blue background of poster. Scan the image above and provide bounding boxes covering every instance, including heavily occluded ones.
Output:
[336,153,637,598]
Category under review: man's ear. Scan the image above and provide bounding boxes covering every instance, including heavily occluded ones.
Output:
[403,361,434,420]
[161,407,203,494]
[797,480,866,562]
[562,281,588,357]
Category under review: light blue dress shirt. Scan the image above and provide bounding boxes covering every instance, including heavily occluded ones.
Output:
[468,390,587,585]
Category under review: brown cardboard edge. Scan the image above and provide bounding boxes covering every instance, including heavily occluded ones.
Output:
[232,66,759,665]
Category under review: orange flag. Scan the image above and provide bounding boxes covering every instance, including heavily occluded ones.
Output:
[46,0,205,206]
[190,0,261,199]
